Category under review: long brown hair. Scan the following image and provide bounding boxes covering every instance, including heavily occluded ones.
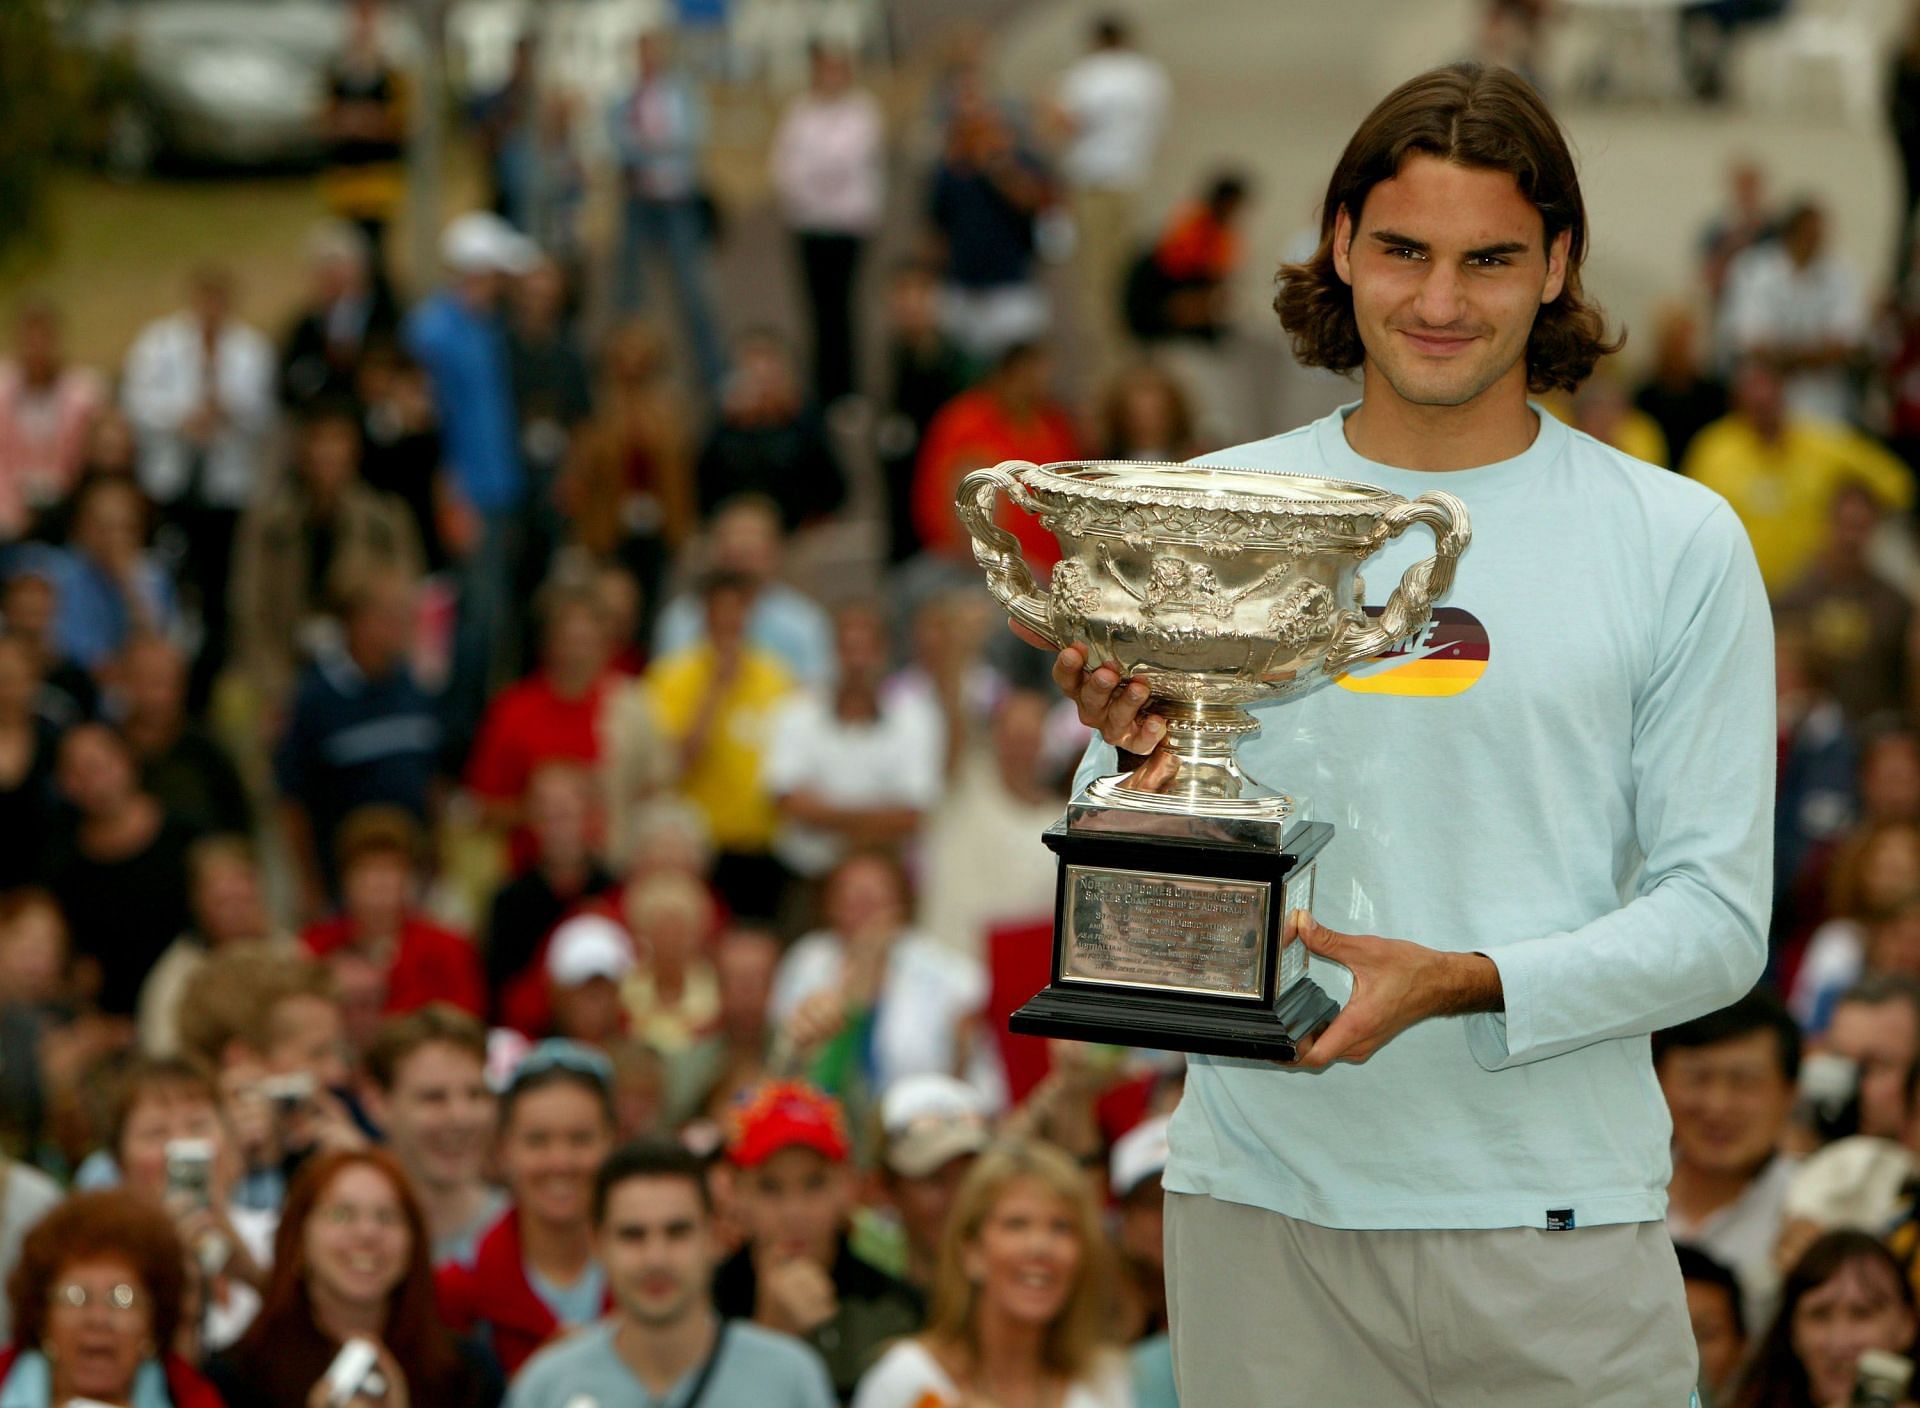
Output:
[923,1140,1114,1386]
[242,1149,461,1401]
[1732,1229,1919,1408]
[1275,61,1620,393]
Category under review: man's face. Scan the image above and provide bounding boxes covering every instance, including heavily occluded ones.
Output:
[1658,1030,1794,1178]
[266,993,350,1090]
[1827,999,1920,1141]
[1332,155,1567,414]
[888,1154,973,1263]
[1685,1278,1746,1401]
[122,640,186,726]
[190,853,266,947]
[380,1041,495,1192]
[733,1146,848,1268]
[601,1176,716,1328]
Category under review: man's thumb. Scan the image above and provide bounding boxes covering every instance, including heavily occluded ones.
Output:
[1289,909,1341,956]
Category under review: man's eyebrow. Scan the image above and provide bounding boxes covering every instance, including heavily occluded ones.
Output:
[1367,231,1532,259]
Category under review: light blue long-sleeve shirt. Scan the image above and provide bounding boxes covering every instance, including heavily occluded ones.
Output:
[1073,403,1774,1230]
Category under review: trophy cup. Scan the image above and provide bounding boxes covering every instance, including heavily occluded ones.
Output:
[957,459,1470,1060]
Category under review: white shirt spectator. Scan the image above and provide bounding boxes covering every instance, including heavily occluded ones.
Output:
[771,925,1000,1106]
[770,89,886,235]
[122,311,276,510]
[763,689,945,877]
[1668,1151,1798,1336]
[1722,243,1868,425]
[1056,48,1171,192]
[853,1339,1133,1408]
[920,750,1062,959]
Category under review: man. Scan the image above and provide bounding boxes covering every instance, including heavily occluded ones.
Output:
[713,1081,923,1401]
[1025,64,1772,1402]
[1722,198,1868,425]
[507,1138,835,1408]
[1050,14,1170,379]
[694,329,847,529]
[1684,360,1911,595]
[1825,976,1920,1141]
[116,632,251,838]
[49,476,177,674]
[1657,990,1800,1338]
[364,1004,505,1266]
[864,1073,990,1293]
[279,222,397,409]
[1676,1245,1749,1408]
[0,298,102,540]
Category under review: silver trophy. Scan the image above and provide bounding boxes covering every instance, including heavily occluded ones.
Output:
[958,459,1470,1059]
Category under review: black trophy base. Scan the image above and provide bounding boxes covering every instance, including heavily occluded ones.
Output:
[1011,975,1340,1063]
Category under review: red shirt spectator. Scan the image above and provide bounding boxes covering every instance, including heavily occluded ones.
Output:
[304,910,485,1018]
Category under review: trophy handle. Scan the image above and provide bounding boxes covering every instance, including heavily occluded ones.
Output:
[956,462,1060,648]
[1323,490,1471,674]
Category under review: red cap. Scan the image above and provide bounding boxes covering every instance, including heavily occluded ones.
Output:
[727,1081,851,1167]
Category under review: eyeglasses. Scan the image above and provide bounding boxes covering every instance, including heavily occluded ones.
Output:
[50,1282,145,1318]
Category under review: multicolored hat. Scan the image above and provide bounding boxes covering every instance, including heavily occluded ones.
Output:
[726,1081,851,1168]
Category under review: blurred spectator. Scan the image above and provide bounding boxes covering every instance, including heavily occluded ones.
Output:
[0,1146,58,1346]
[473,34,540,232]
[876,262,972,564]
[0,298,102,541]
[771,45,885,407]
[47,722,196,1017]
[1099,360,1198,462]
[1729,1229,1917,1408]
[1791,820,1920,1027]
[321,0,407,280]
[117,633,251,838]
[1773,627,1861,953]
[623,871,718,1052]
[913,343,1084,567]
[1775,482,1915,726]
[867,1074,989,1295]
[50,475,178,674]
[122,265,275,686]
[1723,201,1869,426]
[0,635,62,891]
[928,82,1053,363]
[0,1189,217,1407]
[528,95,589,269]
[484,762,615,1029]
[665,924,779,1124]
[3,557,97,727]
[1111,1114,1175,1408]
[766,602,944,882]
[210,1148,500,1408]
[1823,977,1920,1141]
[652,495,833,686]
[1657,990,1802,1329]
[545,914,636,1048]
[1049,15,1170,380]
[1480,0,1549,83]
[610,29,726,394]
[1681,0,1791,105]
[634,570,797,919]
[594,559,646,675]
[506,1138,836,1408]
[404,212,535,754]
[850,1139,1123,1408]
[356,341,446,571]
[280,223,398,410]
[566,321,696,631]
[1682,361,1911,595]
[716,1081,923,1400]
[301,807,485,1019]
[883,586,1003,789]
[436,1042,617,1376]
[1865,897,1920,985]
[507,258,593,598]
[363,1006,505,1266]
[695,330,847,530]
[1126,172,1250,347]
[772,851,994,1104]
[136,835,283,1058]
[107,1056,274,1351]
[1679,1244,1750,1408]
[1700,159,1777,307]
[0,891,96,1163]
[274,570,439,915]
[1566,374,1669,467]
[1634,305,1729,469]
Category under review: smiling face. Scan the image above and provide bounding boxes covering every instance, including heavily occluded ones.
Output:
[1332,154,1567,415]
[44,1254,152,1403]
[304,1163,412,1316]
[962,1175,1084,1329]
[500,1081,615,1230]
[1658,1029,1794,1179]
[1792,1254,1917,1407]
[380,1041,495,1193]
[601,1175,716,1328]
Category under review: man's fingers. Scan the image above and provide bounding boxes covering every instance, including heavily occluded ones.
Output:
[1296,1007,1365,1070]
[1049,644,1088,692]
[1125,744,1179,792]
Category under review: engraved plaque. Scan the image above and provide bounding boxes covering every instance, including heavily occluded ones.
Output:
[1060,864,1270,998]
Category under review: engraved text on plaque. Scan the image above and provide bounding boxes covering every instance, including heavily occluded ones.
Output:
[1060,864,1270,999]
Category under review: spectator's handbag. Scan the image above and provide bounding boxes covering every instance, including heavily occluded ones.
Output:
[957,458,1469,1061]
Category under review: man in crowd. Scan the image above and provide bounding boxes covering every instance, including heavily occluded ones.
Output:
[1723,198,1868,425]
[694,330,847,530]
[507,1138,835,1408]
[117,632,252,838]
[1678,1244,1749,1408]
[866,1073,990,1293]
[279,222,398,409]
[1824,976,1920,1141]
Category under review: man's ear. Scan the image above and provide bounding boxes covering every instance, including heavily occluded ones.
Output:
[1331,206,1356,288]
[1541,227,1571,306]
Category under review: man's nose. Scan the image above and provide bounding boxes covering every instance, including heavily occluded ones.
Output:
[1412,263,1466,326]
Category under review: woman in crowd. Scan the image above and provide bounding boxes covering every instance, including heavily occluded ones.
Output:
[1097,362,1198,464]
[1791,820,1920,1030]
[1732,1229,1920,1408]
[0,1188,221,1407]
[852,1139,1128,1408]
[209,1148,498,1408]
[435,1041,615,1376]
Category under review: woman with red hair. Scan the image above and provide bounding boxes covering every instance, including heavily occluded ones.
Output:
[207,1149,499,1408]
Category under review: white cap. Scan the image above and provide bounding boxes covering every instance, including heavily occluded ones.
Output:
[1783,1135,1917,1231]
[546,914,637,987]
[879,1074,991,1179]
[1110,1114,1172,1199]
[441,211,539,276]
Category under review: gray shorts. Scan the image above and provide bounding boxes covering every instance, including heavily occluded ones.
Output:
[1165,1191,1699,1407]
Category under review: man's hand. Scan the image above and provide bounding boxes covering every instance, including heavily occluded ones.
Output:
[1287,911,1503,1070]
[1008,626,1167,755]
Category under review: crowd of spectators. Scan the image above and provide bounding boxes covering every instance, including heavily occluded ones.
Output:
[5,2,1920,1404]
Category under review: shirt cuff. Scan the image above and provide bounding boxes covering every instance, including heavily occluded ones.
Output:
[1464,944,1535,1072]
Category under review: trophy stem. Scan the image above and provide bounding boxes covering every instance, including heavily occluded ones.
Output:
[1089,701,1295,819]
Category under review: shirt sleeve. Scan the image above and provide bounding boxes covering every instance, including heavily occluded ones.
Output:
[1464,500,1774,1069]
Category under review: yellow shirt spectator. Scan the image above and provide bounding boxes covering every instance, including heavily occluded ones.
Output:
[1682,414,1913,594]
[638,643,795,852]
